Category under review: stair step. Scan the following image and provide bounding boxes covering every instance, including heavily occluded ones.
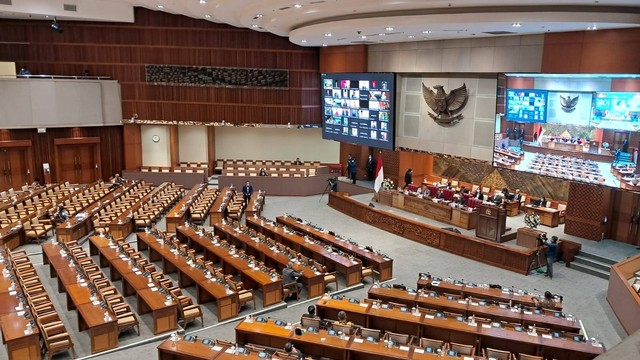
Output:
[573,256,612,272]
[575,251,618,266]
[570,262,610,280]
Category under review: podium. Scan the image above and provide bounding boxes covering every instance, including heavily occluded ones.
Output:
[516,227,545,249]
[476,203,507,242]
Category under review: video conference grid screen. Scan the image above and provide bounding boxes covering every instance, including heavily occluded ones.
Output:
[321,73,395,150]
[506,89,548,123]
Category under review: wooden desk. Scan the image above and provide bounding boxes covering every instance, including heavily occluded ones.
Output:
[55,185,119,243]
[524,205,560,228]
[210,223,324,299]
[136,232,240,320]
[246,217,362,286]
[166,184,205,233]
[607,254,640,335]
[110,182,174,239]
[41,243,119,354]
[246,192,266,219]
[209,187,232,226]
[274,216,393,281]
[416,279,562,311]
[0,312,41,360]
[177,226,283,307]
[378,191,479,230]
[89,235,178,334]
[516,227,546,249]
[505,200,520,217]
[368,286,579,333]
[329,192,539,276]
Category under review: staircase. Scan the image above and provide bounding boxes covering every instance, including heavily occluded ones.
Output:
[570,251,617,280]
[208,174,219,187]
[615,151,632,165]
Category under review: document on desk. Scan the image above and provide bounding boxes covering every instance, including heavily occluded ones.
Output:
[353,338,364,343]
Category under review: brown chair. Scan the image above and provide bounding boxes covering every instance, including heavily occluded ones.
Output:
[332,322,353,335]
[322,265,338,291]
[483,347,513,360]
[301,316,321,329]
[282,281,300,301]
[359,327,381,340]
[517,354,543,360]
[106,298,140,336]
[420,337,445,352]
[229,281,256,310]
[383,331,412,345]
[450,342,476,356]
[38,314,76,360]
[361,266,375,283]
[170,289,204,328]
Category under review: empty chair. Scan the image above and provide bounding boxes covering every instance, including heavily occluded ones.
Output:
[322,265,338,291]
[483,347,512,360]
[359,327,381,341]
[301,316,321,329]
[361,266,375,283]
[450,342,476,356]
[384,331,412,346]
[171,289,204,328]
[229,281,256,310]
[420,337,445,352]
[38,314,76,360]
[517,354,543,360]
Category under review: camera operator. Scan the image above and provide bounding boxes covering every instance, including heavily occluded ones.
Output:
[537,234,557,279]
[328,176,338,192]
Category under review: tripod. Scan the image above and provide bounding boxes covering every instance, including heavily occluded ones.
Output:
[529,245,546,274]
[319,181,333,202]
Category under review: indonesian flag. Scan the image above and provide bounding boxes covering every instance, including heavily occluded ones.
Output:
[374,152,384,193]
[537,126,544,144]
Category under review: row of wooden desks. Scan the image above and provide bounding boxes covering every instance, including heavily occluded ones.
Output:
[110,182,172,239]
[314,297,603,360]
[174,226,283,306]
[245,217,363,286]
[41,242,119,354]
[207,223,325,299]
[165,184,205,233]
[88,235,178,334]
[158,335,297,360]
[523,205,561,228]
[235,318,483,360]
[275,215,393,281]
[0,255,42,360]
[136,232,240,320]
[416,278,562,311]
[209,187,233,226]
[368,286,580,333]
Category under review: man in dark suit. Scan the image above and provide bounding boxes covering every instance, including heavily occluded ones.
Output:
[283,262,303,297]
[294,157,302,165]
[242,181,253,206]
[472,189,484,200]
[347,154,357,184]
[513,189,522,202]
[366,154,375,181]
[403,168,413,189]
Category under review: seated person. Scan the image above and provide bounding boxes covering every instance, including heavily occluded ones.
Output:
[513,189,522,202]
[455,195,467,206]
[459,185,469,194]
[283,342,304,360]
[302,305,318,319]
[258,168,268,176]
[539,195,547,207]
[531,291,557,310]
[293,157,302,166]
[471,189,484,200]
[283,262,303,297]
[336,310,352,327]
[436,189,445,199]
[54,205,70,223]
[31,178,41,188]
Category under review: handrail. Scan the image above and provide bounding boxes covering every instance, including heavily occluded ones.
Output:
[0,74,111,80]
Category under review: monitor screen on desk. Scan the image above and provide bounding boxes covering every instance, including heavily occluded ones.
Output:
[321,72,396,150]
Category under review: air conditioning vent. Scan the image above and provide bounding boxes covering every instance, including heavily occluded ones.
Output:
[351,40,376,44]
[309,1,326,3]
[279,6,291,10]
[483,31,516,35]
[63,4,77,12]
[0,0,12,5]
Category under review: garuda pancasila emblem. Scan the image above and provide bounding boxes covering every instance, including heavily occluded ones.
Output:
[560,94,579,113]
[422,83,469,125]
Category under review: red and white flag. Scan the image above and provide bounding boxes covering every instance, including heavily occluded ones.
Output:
[374,152,384,193]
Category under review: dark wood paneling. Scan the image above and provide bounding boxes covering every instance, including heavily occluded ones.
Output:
[319,45,368,73]
[123,124,142,170]
[0,8,321,125]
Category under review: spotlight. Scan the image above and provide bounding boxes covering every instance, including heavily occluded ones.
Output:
[50,18,63,33]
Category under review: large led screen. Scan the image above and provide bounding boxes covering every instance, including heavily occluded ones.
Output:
[321,72,395,150]
[506,89,548,123]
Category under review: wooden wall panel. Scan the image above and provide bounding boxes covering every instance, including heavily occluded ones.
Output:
[564,182,613,241]
[0,8,320,125]
[319,45,368,73]
[542,28,640,73]
[123,124,142,170]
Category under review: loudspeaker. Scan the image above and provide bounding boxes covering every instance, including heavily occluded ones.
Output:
[442,227,461,234]
[368,202,375,208]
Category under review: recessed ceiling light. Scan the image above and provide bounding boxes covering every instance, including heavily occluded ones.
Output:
[422,30,431,34]
[512,23,521,27]
[407,35,415,38]
[324,32,332,37]
[255,14,263,18]
[204,14,211,18]
[199,0,207,4]
[322,43,327,47]
[587,25,598,30]
[301,39,307,43]
[157,5,164,9]
[385,26,394,31]
[252,24,259,28]
[293,4,302,8]
[378,33,385,36]
[360,35,367,39]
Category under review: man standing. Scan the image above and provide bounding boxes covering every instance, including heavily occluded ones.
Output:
[294,157,302,165]
[545,236,558,279]
[347,154,357,184]
[366,154,375,181]
[242,181,253,206]
[403,168,413,189]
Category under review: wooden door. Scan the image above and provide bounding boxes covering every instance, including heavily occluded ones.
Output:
[56,144,98,184]
[0,148,29,191]
[613,131,629,152]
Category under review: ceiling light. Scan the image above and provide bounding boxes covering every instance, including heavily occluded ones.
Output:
[199,0,207,4]
[204,14,211,18]
[293,4,302,8]
[324,32,332,37]
[385,26,394,31]
[360,35,367,39]
[512,23,521,27]
[157,5,164,9]
[378,33,385,36]
[255,14,263,18]
[322,43,327,47]
[422,30,431,34]
[252,24,259,28]
[588,25,598,30]
[407,35,415,38]
[301,39,307,43]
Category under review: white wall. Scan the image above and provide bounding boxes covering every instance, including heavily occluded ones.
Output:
[215,127,340,163]
[141,125,171,166]
[178,125,208,163]
[397,74,497,162]
[369,34,544,73]
[0,62,16,76]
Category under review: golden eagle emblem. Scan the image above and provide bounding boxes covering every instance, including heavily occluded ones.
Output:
[560,94,579,113]
[422,83,469,125]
